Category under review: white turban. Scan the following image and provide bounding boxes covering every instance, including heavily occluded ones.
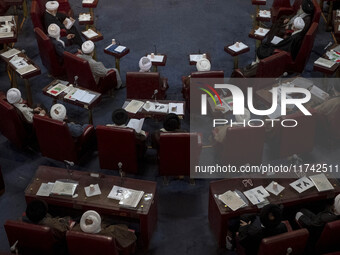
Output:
[334,194,340,215]
[6,88,21,104]
[82,41,95,54]
[196,58,211,72]
[48,23,60,38]
[293,17,305,30]
[139,57,152,72]
[50,104,66,121]
[80,210,102,234]
[235,108,251,122]
[45,1,59,11]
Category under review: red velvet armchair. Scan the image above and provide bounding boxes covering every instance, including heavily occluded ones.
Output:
[66,231,118,255]
[271,0,292,22]
[63,52,117,94]
[126,72,168,100]
[34,27,65,77]
[0,92,32,148]
[96,126,146,174]
[33,115,95,164]
[4,220,59,255]
[315,220,340,254]
[158,132,202,177]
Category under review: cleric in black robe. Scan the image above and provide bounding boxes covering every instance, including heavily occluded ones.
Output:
[44,1,83,47]
[257,17,305,61]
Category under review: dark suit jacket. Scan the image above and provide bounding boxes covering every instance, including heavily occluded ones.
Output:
[44,11,67,31]
[50,37,79,63]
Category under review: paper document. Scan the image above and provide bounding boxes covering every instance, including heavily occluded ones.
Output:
[147,54,164,63]
[314,57,335,68]
[255,27,269,37]
[17,64,37,76]
[124,100,144,114]
[82,0,94,3]
[310,85,329,101]
[82,29,98,38]
[290,176,314,193]
[108,186,144,208]
[50,180,78,196]
[259,10,271,18]
[271,36,284,45]
[36,183,54,197]
[244,186,270,205]
[127,118,145,133]
[309,174,334,192]
[228,42,248,52]
[115,46,126,53]
[84,184,101,197]
[168,103,184,115]
[1,48,20,58]
[148,102,169,113]
[189,54,204,62]
[0,31,13,38]
[47,83,68,96]
[265,181,285,196]
[9,55,28,69]
[64,18,74,29]
[79,13,91,21]
[0,16,13,22]
[218,190,246,211]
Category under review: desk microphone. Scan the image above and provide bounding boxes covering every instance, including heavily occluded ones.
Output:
[10,240,18,254]
[74,76,78,86]
[118,162,124,185]
[324,41,333,50]
[151,89,158,102]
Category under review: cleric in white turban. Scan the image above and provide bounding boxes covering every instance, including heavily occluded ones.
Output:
[80,210,102,234]
[139,57,152,72]
[196,58,211,72]
[292,17,305,34]
[78,40,123,88]
[6,88,46,123]
[50,103,89,138]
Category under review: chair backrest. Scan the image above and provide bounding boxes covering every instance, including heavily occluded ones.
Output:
[0,94,30,148]
[33,115,78,162]
[30,0,45,31]
[257,229,309,255]
[257,51,290,78]
[96,126,139,174]
[315,220,340,254]
[34,27,65,77]
[66,231,118,255]
[219,126,265,166]
[63,52,97,90]
[271,0,291,8]
[159,132,202,176]
[4,220,58,255]
[311,0,321,23]
[278,111,316,158]
[126,72,162,99]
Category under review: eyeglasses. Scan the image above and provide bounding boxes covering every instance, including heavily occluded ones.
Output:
[242,179,253,188]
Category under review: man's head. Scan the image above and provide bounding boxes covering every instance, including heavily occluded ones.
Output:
[260,204,282,229]
[45,1,59,16]
[6,88,22,104]
[26,199,48,224]
[196,58,211,72]
[292,17,305,31]
[47,23,60,39]
[302,0,314,15]
[139,57,152,72]
[334,194,340,215]
[82,40,95,56]
[50,104,67,121]
[163,113,180,131]
[80,210,102,233]
[112,108,129,126]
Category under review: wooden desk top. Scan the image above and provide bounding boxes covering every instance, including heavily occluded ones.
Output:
[256,10,271,22]
[78,13,94,26]
[42,80,102,110]
[82,0,99,8]
[25,166,157,216]
[0,16,18,45]
[249,27,268,41]
[188,53,211,65]
[224,44,250,57]
[104,45,130,59]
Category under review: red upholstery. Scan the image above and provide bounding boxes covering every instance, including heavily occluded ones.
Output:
[126,72,168,100]
[271,0,291,22]
[66,231,118,255]
[158,132,202,176]
[216,126,265,166]
[315,220,340,254]
[0,166,4,196]
[63,52,117,94]
[33,115,95,163]
[34,27,65,77]
[96,126,142,174]
[0,92,32,148]
[277,111,316,158]
[0,1,9,15]
[4,220,58,255]
[257,229,309,255]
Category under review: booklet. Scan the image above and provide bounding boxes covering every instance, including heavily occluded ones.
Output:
[107,185,144,208]
[64,18,75,30]
[17,64,37,76]
[50,180,78,196]
[1,48,20,58]
[127,118,145,133]
[309,173,334,192]
[218,190,246,211]
[105,44,127,53]
[124,100,144,114]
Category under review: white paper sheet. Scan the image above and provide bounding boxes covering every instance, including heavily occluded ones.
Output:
[147,54,164,63]
[290,176,314,193]
[228,42,248,52]
[79,13,91,21]
[1,48,20,58]
[36,183,54,197]
[255,27,269,37]
[115,46,126,53]
[218,190,246,211]
[189,54,204,62]
[82,29,98,38]
[259,10,271,18]
[17,64,37,76]
[168,103,184,115]
[127,118,145,133]
[309,174,334,192]
[271,36,284,45]
[124,100,144,114]
[265,181,285,196]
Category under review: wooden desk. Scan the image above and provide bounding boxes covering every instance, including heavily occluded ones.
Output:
[0,16,18,50]
[224,44,250,69]
[78,12,94,30]
[146,54,167,72]
[25,165,158,249]
[81,28,103,42]
[209,177,340,247]
[313,44,340,77]
[123,99,185,120]
[82,0,99,17]
[0,49,41,106]
[188,53,211,65]
[104,45,130,73]
[249,27,268,55]
[42,80,102,124]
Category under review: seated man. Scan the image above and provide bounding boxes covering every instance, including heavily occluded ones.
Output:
[44,1,82,47]
[107,108,147,157]
[78,41,123,89]
[182,58,212,88]
[50,103,89,138]
[72,210,137,252]
[48,23,79,63]
[6,88,46,124]
[296,194,340,242]
[267,0,314,41]
[139,56,152,72]
[238,204,288,255]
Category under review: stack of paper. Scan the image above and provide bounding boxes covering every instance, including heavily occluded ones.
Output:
[147,54,164,62]
[243,186,270,205]
[255,27,269,37]
[148,102,169,113]
[218,190,246,211]
[36,183,54,197]
[71,89,96,103]
[314,57,336,68]
[82,0,94,3]
[259,10,271,18]
[124,100,144,114]
[1,48,20,58]
[127,118,145,133]
[79,13,91,21]
[309,173,334,192]
[82,29,98,38]
[189,54,204,62]
[228,42,248,52]
[17,64,37,76]
[108,185,144,208]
